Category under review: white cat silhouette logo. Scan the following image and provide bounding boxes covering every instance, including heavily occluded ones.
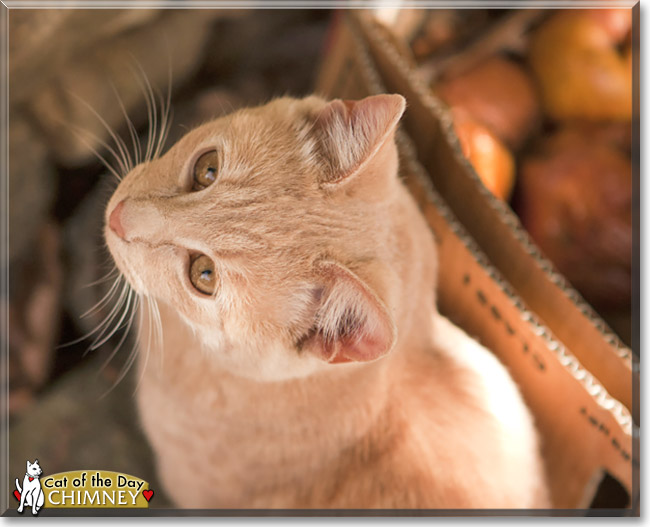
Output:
[15,459,45,515]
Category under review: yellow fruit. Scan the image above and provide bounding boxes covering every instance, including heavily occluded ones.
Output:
[528,9,632,121]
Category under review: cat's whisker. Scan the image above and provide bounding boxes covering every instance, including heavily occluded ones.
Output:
[153,60,173,160]
[109,80,140,169]
[142,80,155,164]
[161,59,173,155]
[57,278,128,349]
[108,296,146,395]
[86,291,129,353]
[132,295,155,395]
[154,102,173,160]
[151,88,166,159]
[89,286,135,351]
[99,292,139,369]
[98,294,141,398]
[130,60,158,164]
[154,110,173,161]
[67,91,132,175]
[66,123,128,177]
[80,274,122,319]
[145,82,159,164]
[82,265,119,289]
[133,296,157,395]
[150,296,164,372]
[70,280,130,351]
[67,128,123,182]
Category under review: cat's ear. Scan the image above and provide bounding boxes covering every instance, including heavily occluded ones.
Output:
[300,260,396,364]
[26,461,31,469]
[313,94,406,189]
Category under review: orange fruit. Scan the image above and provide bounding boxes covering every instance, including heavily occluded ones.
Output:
[450,108,516,201]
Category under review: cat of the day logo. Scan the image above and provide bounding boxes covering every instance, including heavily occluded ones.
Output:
[13,460,154,515]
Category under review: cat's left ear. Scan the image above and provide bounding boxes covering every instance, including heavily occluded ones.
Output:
[313,94,406,190]
[300,260,397,364]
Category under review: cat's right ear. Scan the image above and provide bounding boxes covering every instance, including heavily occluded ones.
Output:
[300,260,397,364]
[311,94,405,192]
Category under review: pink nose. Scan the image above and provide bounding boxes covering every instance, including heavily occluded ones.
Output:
[109,200,126,239]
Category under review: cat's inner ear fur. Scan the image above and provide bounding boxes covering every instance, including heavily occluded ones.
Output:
[298,260,397,364]
[312,94,406,188]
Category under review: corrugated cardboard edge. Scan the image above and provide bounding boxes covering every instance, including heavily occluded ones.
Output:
[347,10,637,418]
[398,130,633,435]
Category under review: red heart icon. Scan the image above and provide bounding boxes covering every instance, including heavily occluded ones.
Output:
[13,490,21,501]
[142,489,154,502]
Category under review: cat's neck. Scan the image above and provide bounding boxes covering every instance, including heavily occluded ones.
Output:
[139,294,431,448]
[142,297,400,415]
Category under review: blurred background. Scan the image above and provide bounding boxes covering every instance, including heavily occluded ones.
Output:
[6,7,634,508]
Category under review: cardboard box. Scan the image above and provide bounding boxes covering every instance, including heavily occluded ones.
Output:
[316,11,638,511]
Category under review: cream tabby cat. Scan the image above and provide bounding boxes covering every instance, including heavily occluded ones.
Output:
[104,94,550,508]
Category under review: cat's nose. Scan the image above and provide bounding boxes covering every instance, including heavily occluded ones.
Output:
[107,198,168,243]
[109,200,126,239]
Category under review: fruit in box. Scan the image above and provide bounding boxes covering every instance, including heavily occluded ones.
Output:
[518,126,632,309]
[528,9,632,121]
[436,56,541,150]
[450,107,516,201]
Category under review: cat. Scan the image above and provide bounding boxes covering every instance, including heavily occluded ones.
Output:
[16,459,45,515]
[104,93,550,508]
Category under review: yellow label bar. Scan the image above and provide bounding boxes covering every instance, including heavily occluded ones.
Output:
[41,471,151,508]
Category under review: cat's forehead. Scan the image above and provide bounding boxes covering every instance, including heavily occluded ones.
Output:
[168,98,321,182]
[176,98,314,151]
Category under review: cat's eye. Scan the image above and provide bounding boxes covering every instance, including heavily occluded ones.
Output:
[189,254,217,295]
[192,150,220,191]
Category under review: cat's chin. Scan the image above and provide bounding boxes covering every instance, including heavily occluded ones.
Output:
[105,230,145,294]
[108,251,146,295]
[197,336,356,382]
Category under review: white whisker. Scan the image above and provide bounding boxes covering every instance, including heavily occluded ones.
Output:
[80,274,122,319]
[109,298,145,393]
[83,266,119,288]
[99,294,141,398]
[90,288,135,351]
[153,60,173,160]
[153,92,168,160]
[58,278,128,348]
[149,296,164,372]
[67,128,123,182]
[110,81,140,168]
[129,60,158,164]
[67,91,132,174]
[133,296,155,394]
[67,124,128,177]
[77,281,130,350]
[100,294,140,372]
